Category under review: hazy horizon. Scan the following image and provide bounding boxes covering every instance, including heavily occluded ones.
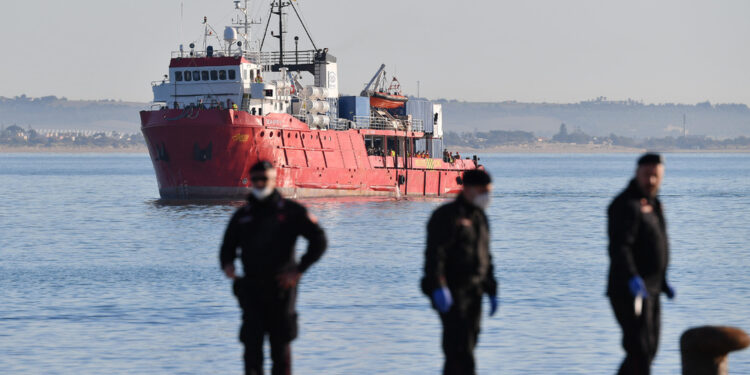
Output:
[3,93,748,107]
[2,0,749,105]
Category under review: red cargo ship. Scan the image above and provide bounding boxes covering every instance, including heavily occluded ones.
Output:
[141,1,479,199]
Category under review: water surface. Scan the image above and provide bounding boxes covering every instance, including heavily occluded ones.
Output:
[1,153,749,374]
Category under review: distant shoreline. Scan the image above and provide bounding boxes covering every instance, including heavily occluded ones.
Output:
[452,143,750,154]
[2,143,749,154]
[0,145,148,153]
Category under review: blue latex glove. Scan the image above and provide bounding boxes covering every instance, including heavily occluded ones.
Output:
[488,295,498,317]
[628,276,649,298]
[432,287,453,313]
[665,283,676,300]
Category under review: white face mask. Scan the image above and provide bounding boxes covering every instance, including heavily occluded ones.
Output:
[251,186,274,200]
[472,193,490,210]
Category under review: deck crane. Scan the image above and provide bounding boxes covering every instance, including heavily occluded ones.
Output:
[360,64,386,96]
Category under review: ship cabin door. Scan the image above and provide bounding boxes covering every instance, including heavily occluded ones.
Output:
[385,135,410,194]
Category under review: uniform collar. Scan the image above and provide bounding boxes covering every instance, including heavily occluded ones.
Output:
[247,189,282,206]
[456,193,480,213]
[627,179,658,205]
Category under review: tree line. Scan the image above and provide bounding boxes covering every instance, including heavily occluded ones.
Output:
[0,125,144,148]
[445,124,750,150]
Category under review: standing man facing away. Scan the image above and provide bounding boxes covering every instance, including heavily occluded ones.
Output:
[607,153,675,375]
[421,169,499,375]
[220,160,327,375]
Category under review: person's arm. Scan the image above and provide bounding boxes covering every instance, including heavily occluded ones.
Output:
[608,200,640,283]
[279,206,326,289]
[423,210,451,294]
[296,207,327,273]
[661,270,676,298]
[219,211,241,279]
[483,254,498,297]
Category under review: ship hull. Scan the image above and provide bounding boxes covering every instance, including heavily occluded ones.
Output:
[140,108,475,199]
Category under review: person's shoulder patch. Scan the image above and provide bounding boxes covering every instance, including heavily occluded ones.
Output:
[640,198,653,214]
[458,218,472,227]
[307,212,318,224]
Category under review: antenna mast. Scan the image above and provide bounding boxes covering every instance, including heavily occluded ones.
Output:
[271,1,289,66]
[232,0,260,51]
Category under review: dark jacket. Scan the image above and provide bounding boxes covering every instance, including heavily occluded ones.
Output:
[220,191,327,278]
[607,179,670,297]
[422,194,498,298]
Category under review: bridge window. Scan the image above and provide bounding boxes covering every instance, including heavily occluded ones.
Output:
[210,70,218,80]
[228,69,236,80]
[192,70,200,81]
[264,89,273,97]
[201,71,209,81]
[184,71,192,81]
[219,70,226,80]
[175,71,183,81]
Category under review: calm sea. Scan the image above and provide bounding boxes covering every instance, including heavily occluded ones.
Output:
[1,153,749,374]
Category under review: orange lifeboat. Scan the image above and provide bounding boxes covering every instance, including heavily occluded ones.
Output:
[370,91,408,109]
[369,76,408,108]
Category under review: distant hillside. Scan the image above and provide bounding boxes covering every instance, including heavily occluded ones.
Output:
[0,95,144,133]
[2,95,749,138]
[437,98,750,138]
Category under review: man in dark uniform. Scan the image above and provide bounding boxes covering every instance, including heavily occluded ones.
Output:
[421,169,498,375]
[220,160,327,375]
[607,153,676,375]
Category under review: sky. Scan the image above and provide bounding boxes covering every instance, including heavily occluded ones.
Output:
[2,0,749,104]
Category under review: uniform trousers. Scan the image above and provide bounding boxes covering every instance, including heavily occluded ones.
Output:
[610,293,661,375]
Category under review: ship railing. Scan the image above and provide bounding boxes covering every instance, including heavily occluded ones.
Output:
[169,49,263,62]
[410,119,425,132]
[290,115,424,132]
[257,50,317,66]
[328,118,355,131]
[169,49,318,67]
[352,116,424,132]
[171,50,241,59]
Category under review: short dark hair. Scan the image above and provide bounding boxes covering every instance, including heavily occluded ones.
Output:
[250,160,274,173]
[463,169,492,186]
[637,153,663,166]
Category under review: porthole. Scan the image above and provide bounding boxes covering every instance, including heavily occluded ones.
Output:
[269,131,274,138]
[287,133,291,138]
[295,133,298,138]
[302,134,305,139]
[260,131,265,137]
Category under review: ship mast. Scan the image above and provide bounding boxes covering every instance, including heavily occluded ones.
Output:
[232,0,259,53]
[271,1,289,66]
[259,0,320,74]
